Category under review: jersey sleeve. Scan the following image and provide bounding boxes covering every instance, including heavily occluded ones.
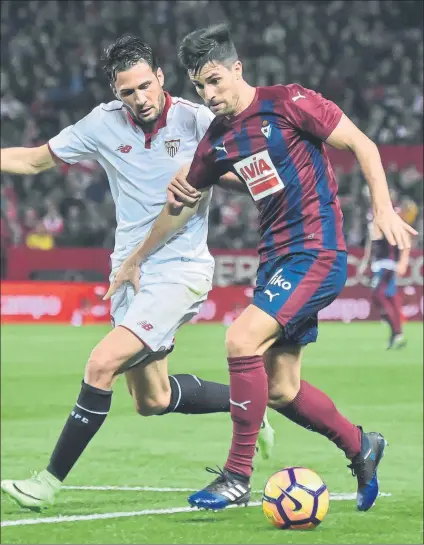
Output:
[48,108,99,164]
[195,105,215,143]
[186,134,222,190]
[283,84,343,141]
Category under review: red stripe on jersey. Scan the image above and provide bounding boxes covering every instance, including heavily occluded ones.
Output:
[250,176,281,196]
[294,139,324,251]
[173,99,200,110]
[322,147,345,249]
[276,250,337,325]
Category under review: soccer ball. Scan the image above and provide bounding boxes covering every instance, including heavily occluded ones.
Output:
[262,467,329,530]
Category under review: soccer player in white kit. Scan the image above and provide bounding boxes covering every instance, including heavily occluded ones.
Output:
[0,36,274,511]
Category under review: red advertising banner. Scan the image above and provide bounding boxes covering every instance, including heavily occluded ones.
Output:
[1,282,110,325]
[1,279,422,325]
[6,247,423,288]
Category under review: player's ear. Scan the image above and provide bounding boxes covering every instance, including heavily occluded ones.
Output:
[233,60,243,80]
[156,67,165,88]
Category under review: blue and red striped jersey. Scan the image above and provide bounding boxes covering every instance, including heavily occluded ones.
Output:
[187,84,347,262]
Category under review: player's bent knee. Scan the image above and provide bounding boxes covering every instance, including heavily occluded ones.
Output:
[85,348,126,389]
[225,327,258,357]
[134,393,171,417]
[267,384,299,409]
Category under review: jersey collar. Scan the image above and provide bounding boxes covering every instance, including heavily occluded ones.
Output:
[126,91,172,148]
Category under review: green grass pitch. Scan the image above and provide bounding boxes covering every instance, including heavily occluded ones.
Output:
[1,322,423,544]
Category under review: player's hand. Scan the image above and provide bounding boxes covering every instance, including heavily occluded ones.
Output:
[373,207,418,250]
[396,261,408,277]
[103,255,140,301]
[167,164,201,209]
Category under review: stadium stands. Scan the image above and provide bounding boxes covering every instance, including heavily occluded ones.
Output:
[1,0,422,255]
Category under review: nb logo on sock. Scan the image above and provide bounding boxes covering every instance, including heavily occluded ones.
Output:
[230,399,251,411]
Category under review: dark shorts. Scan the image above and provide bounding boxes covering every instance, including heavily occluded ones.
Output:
[371,269,397,297]
[253,250,347,346]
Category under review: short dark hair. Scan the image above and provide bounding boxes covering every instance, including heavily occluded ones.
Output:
[178,24,238,74]
[102,36,159,83]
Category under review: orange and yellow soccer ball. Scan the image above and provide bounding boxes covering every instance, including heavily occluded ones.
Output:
[262,467,329,530]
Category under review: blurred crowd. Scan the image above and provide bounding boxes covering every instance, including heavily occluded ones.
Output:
[1,0,423,256]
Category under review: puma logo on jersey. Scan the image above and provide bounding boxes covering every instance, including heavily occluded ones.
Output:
[264,289,279,302]
[230,399,251,411]
[117,144,132,153]
[292,91,306,102]
[234,150,284,201]
[215,142,227,154]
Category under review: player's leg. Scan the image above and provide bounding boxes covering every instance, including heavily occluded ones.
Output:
[266,343,361,456]
[121,271,274,457]
[386,293,406,348]
[265,344,387,511]
[385,274,405,349]
[1,325,145,511]
[124,352,230,416]
[188,303,281,510]
[372,270,403,348]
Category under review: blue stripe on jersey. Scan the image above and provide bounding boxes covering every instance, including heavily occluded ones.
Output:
[261,99,305,253]
[256,102,277,260]
[304,141,337,249]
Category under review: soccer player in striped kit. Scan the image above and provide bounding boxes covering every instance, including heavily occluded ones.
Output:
[114,25,417,512]
[361,198,414,349]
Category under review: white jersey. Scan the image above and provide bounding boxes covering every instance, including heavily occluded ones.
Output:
[49,93,215,277]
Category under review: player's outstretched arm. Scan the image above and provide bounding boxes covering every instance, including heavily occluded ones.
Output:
[1,144,57,174]
[103,194,207,300]
[326,114,418,250]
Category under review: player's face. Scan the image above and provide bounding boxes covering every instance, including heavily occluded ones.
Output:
[113,62,165,125]
[189,61,242,116]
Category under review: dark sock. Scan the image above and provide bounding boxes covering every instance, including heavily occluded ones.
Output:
[162,374,230,414]
[387,295,402,335]
[224,355,268,478]
[373,279,401,337]
[47,381,112,482]
[277,380,361,460]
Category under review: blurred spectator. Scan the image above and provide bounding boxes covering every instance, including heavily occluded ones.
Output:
[42,199,64,238]
[1,0,423,250]
[25,219,55,250]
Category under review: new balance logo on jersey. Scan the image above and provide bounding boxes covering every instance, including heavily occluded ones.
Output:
[165,139,180,158]
[138,321,154,331]
[215,142,227,154]
[268,269,292,290]
[292,91,306,102]
[234,150,284,201]
[230,399,251,411]
[117,145,132,153]
[264,289,279,302]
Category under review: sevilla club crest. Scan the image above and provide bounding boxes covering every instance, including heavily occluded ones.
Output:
[164,139,180,158]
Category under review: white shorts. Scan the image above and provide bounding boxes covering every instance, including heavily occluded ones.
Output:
[110,268,213,353]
